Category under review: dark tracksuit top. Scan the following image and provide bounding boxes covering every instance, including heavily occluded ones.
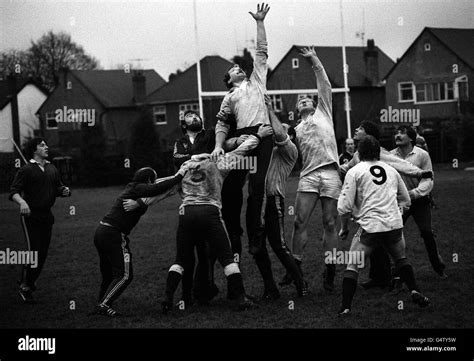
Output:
[9,160,69,289]
[9,160,67,219]
[101,174,183,235]
[95,174,184,306]
[173,128,215,168]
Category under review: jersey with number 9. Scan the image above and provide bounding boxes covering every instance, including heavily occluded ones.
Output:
[337,160,411,233]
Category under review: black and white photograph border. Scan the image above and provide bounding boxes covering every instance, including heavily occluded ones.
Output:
[0,0,473,359]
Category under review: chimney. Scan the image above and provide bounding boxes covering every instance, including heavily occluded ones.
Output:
[7,75,20,148]
[364,39,379,86]
[132,71,146,104]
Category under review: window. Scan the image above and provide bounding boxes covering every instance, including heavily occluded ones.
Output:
[46,112,57,129]
[431,83,440,101]
[292,58,299,69]
[414,81,455,103]
[424,43,431,51]
[398,82,414,102]
[446,82,454,99]
[456,76,469,101]
[415,83,428,102]
[153,106,167,125]
[271,95,282,112]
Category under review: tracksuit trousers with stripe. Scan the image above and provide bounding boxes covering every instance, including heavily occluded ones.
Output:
[94,224,133,306]
[20,211,54,290]
[252,196,305,292]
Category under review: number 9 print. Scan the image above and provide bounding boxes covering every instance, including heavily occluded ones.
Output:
[369,165,387,185]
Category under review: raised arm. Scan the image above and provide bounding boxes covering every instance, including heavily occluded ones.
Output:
[249,3,270,83]
[300,46,332,118]
[264,94,286,143]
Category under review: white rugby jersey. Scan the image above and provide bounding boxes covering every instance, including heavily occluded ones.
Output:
[216,40,270,135]
[295,66,339,177]
[337,160,411,233]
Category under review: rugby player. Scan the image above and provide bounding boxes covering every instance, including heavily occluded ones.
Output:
[10,138,71,304]
[92,165,189,317]
[162,124,273,312]
[337,136,430,315]
[280,46,341,292]
[210,3,272,268]
[246,95,308,299]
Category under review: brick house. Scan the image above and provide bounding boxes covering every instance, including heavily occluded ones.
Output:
[383,27,474,162]
[267,40,395,148]
[145,55,233,150]
[37,69,166,158]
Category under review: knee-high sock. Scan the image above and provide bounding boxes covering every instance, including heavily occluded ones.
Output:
[397,259,419,292]
[165,268,183,301]
[342,269,358,309]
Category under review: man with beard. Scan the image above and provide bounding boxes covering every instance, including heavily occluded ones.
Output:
[124,110,249,305]
[162,124,273,312]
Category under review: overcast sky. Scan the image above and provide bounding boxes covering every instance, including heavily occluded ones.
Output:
[1,0,473,80]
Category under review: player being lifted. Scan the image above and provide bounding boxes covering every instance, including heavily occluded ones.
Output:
[92,164,189,317]
[280,46,341,292]
[245,95,308,299]
[163,124,273,312]
[211,3,272,270]
[337,136,430,315]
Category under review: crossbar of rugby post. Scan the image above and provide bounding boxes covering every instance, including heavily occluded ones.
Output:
[200,88,350,97]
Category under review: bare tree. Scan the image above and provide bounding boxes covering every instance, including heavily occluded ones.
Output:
[1,31,99,91]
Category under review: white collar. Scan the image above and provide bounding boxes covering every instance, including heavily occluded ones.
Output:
[30,159,50,165]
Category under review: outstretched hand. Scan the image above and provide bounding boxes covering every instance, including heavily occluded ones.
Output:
[249,3,270,21]
[300,46,318,58]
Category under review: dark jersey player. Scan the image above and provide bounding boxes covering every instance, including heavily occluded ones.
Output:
[92,164,188,317]
[9,138,71,304]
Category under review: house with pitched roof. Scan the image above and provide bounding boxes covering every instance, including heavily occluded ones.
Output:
[383,27,474,162]
[267,40,395,144]
[37,69,166,157]
[145,55,233,149]
[0,76,48,152]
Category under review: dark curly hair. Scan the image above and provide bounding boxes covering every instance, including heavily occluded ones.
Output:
[358,135,380,161]
[24,137,46,160]
[359,120,380,141]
